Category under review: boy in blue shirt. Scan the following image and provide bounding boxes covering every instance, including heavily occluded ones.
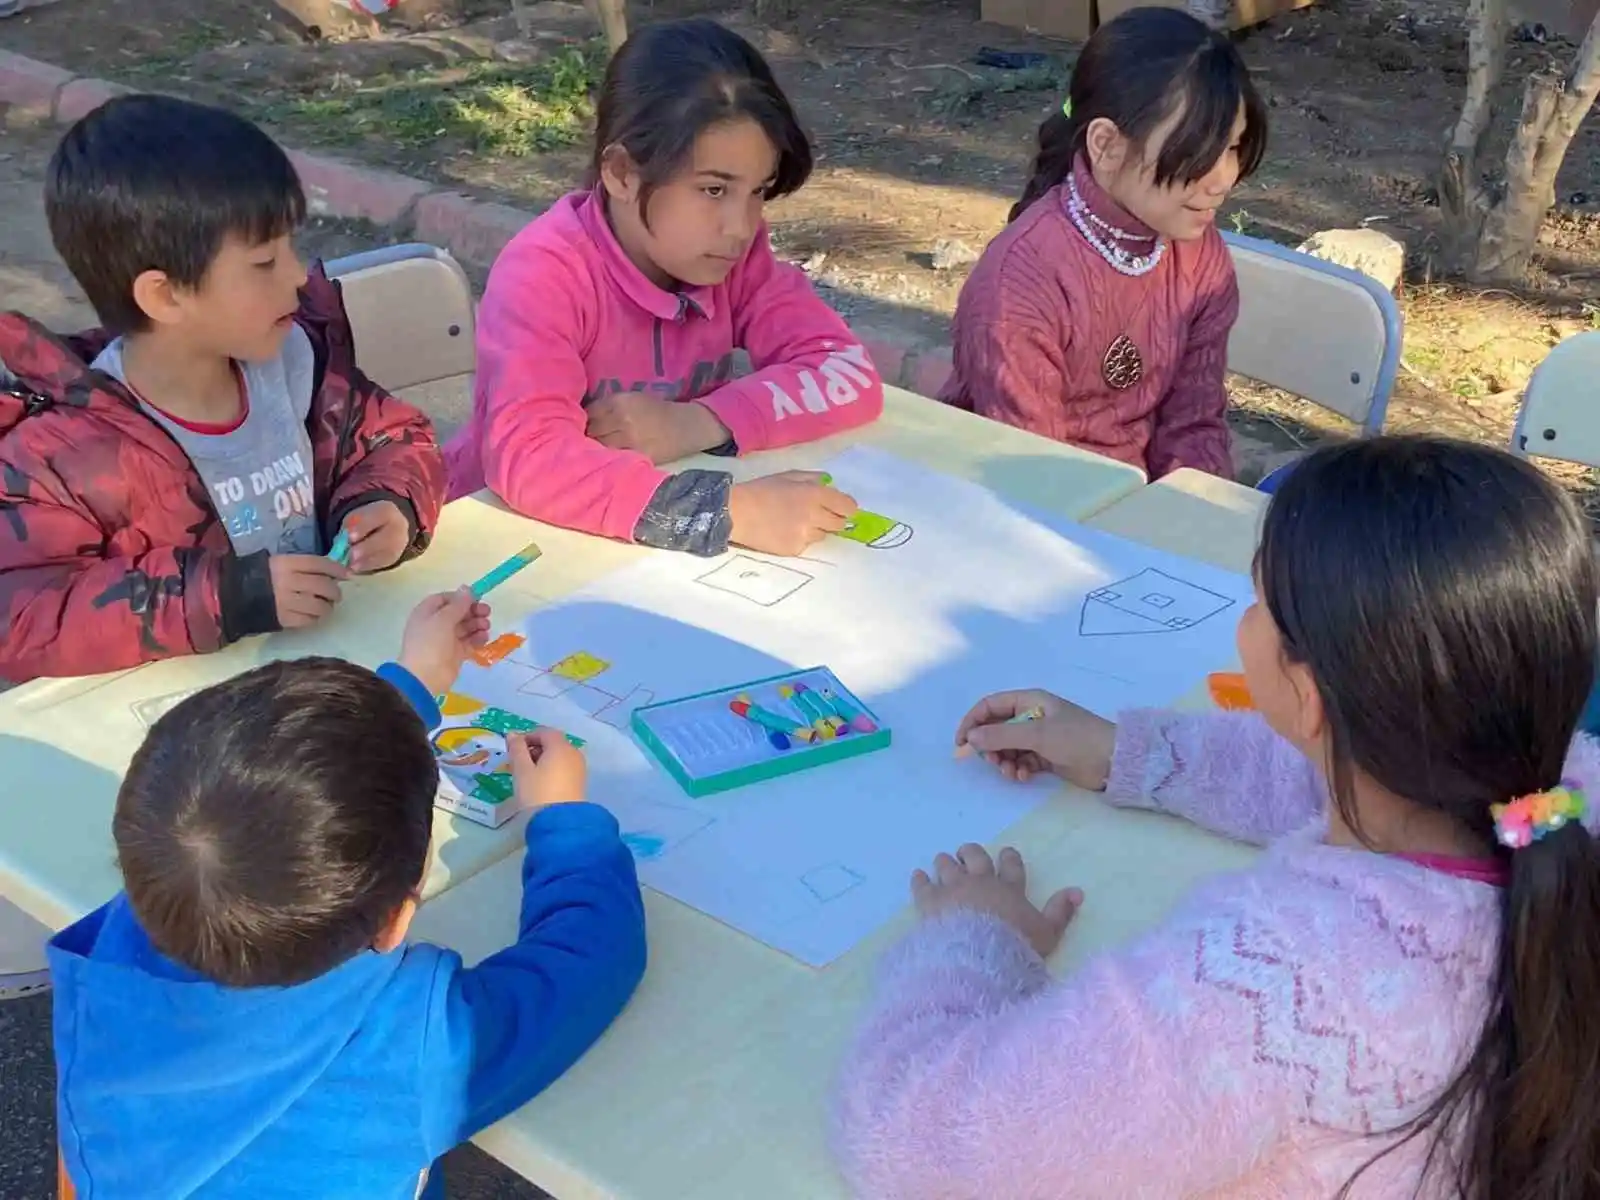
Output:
[48,589,647,1197]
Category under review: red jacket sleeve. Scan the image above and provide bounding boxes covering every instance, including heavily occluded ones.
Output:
[297,270,446,562]
[692,229,884,453]
[1147,239,1237,480]
[0,459,232,682]
[475,249,668,542]
[324,367,447,562]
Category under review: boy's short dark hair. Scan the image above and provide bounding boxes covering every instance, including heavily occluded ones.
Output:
[114,658,438,988]
[45,94,307,335]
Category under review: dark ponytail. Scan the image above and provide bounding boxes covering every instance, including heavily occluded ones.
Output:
[1254,436,1600,1200]
[1010,6,1267,222]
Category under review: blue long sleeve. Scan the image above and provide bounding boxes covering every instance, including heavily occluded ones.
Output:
[376,661,442,729]
[418,802,648,1152]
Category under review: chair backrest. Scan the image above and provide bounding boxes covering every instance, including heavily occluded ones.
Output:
[1511,331,1600,468]
[1221,231,1402,435]
[324,243,476,394]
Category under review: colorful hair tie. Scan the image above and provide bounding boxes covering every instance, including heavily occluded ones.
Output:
[1491,786,1587,850]
[1061,97,1073,119]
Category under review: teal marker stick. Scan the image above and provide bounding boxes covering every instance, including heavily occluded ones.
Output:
[730,697,815,742]
[327,527,352,566]
[469,542,543,599]
[820,685,878,734]
[789,683,834,723]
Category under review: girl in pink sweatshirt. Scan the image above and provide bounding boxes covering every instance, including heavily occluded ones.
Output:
[445,19,883,558]
[834,436,1600,1199]
[942,9,1266,480]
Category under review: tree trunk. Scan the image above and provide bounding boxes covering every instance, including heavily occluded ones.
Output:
[1469,14,1600,282]
[1439,0,1509,249]
[589,0,628,53]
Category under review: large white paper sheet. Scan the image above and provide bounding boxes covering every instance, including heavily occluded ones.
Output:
[452,447,1253,964]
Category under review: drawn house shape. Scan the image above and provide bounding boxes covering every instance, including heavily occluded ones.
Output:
[1079,568,1235,637]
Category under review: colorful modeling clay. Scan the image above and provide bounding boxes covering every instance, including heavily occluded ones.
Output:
[1208,672,1254,711]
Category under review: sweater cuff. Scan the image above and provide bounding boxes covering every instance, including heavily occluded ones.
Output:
[879,910,1052,1005]
[631,469,733,556]
[1104,710,1174,810]
[218,550,281,643]
[376,661,443,730]
[694,385,768,455]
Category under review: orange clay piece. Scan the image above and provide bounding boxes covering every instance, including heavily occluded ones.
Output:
[1208,672,1254,711]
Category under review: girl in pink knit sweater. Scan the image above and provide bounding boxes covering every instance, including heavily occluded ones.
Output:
[942,9,1267,479]
[834,436,1600,1199]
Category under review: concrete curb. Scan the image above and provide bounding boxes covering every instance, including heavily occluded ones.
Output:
[0,48,954,396]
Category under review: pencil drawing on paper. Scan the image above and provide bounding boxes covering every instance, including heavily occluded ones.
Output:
[1079,568,1236,637]
[695,554,815,607]
[494,646,656,728]
[801,863,867,903]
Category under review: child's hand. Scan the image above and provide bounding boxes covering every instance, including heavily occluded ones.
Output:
[270,554,350,628]
[913,843,1082,960]
[507,729,588,808]
[586,391,730,464]
[955,689,1115,789]
[340,500,411,573]
[398,587,491,697]
[729,471,857,557]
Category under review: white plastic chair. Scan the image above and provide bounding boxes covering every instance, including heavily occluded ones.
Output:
[324,243,476,394]
[1511,331,1600,467]
[1221,231,1403,491]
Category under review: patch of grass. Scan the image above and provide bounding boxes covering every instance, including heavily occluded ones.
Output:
[120,21,238,78]
[274,44,603,157]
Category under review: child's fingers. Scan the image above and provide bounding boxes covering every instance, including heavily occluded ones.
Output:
[956,843,994,875]
[933,852,963,885]
[997,846,1026,886]
[910,868,934,902]
[503,731,537,772]
[1041,886,1084,930]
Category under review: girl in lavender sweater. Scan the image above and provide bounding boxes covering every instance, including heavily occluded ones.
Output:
[833,436,1600,1199]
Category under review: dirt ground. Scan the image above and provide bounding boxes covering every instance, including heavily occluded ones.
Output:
[4,0,1599,492]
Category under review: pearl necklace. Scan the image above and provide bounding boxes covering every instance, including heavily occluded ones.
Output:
[1066,173,1166,277]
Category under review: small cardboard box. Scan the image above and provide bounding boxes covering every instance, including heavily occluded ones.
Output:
[1097,0,1313,29]
[980,0,1094,41]
[982,0,1311,38]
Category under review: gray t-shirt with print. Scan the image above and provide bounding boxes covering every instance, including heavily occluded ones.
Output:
[93,325,321,557]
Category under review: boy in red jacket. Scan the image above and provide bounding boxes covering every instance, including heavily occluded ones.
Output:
[0,95,446,683]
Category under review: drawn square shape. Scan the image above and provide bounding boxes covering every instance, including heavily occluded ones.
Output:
[697,555,813,607]
[1142,593,1175,608]
[1166,617,1193,628]
[801,863,865,903]
[1088,587,1120,602]
[551,650,610,682]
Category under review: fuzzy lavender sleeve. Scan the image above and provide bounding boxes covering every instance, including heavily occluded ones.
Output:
[830,903,1299,1198]
[1104,710,1325,846]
